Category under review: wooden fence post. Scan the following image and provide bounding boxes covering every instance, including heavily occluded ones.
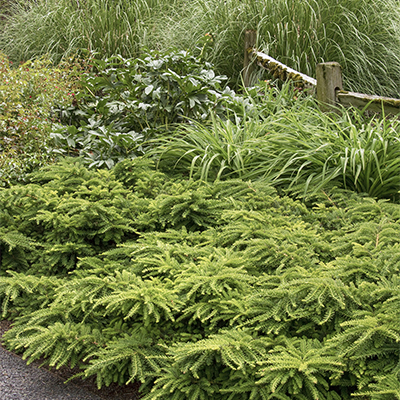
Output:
[243,30,257,87]
[316,62,343,111]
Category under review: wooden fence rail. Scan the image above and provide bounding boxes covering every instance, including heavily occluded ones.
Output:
[243,30,400,115]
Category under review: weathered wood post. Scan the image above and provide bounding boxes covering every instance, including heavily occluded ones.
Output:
[243,30,257,87]
[316,62,343,112]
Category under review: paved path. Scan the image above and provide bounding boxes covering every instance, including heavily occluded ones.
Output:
[0,345,103,400]
[0,320,140,400]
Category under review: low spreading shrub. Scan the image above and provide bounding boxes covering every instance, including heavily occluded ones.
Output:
[1,158,400,399]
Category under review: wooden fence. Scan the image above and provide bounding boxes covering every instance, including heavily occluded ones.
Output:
[243,30,400,115]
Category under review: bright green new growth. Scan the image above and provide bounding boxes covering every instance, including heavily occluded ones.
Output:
[1,158,400,399]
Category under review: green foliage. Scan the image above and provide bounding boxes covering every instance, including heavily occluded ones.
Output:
[154,92,400,201]
[0,272,59,317]
[3,0,400,96]
[355,374,400,400]
[84,332,166,387]
[0,51,88,186]
[1,158,400,399]
[166,0,400,96]
[0,158,137,274]
[0,0,171,64]
[151,81,311,182]
[255,338,344,400]
[51,49,248,168]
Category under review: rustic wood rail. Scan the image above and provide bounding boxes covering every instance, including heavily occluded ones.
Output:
[243,30,400,115]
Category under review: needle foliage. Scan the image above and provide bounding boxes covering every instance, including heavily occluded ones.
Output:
[1,157,400,399]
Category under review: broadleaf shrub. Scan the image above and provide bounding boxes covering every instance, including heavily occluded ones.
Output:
[0,51,88,186]
[50,48,251,168]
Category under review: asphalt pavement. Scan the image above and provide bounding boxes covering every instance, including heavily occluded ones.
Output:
[0,320,140,400]
[0,345,103,400]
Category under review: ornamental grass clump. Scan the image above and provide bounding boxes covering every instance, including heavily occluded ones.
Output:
[0,0,168,64]
[150,80,313,182]
[2,0,400,96]
[169,0,400,96]
[153,81,400,202]
[151,85,400,202]
[253,106,400,201]
[151,115,268,182]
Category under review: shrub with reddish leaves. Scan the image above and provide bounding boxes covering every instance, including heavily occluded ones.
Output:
[0,52,88,186]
